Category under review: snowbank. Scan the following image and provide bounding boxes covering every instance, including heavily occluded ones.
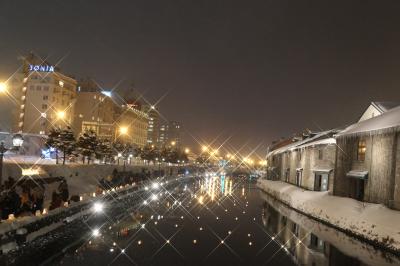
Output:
[259,192,400,266]
[258,179,400,252]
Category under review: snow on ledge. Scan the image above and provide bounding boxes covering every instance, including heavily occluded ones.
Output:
[257,179,400,252]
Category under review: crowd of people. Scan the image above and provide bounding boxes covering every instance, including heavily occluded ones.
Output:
[0,177,69,220]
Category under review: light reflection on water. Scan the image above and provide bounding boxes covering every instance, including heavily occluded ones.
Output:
[260,192,400,266]
[52,176,400,266]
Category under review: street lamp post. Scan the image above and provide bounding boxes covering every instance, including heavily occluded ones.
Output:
[0,142,9,188]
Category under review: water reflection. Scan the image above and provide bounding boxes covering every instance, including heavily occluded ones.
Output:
[53,176,297,266]
[261,192,400,266]
[199,174,235,202]
[42,176,400,266]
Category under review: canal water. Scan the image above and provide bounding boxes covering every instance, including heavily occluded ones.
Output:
[53,176,400,266]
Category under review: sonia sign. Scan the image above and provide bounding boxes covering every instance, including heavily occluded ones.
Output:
[29,64,55,72]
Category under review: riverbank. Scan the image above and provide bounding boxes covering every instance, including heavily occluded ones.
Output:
[257,179,400,254]
[0,175,191,256]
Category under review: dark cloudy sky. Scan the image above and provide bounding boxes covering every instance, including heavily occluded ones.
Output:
[1,0,400,154]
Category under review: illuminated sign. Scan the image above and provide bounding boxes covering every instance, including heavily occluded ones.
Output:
[29,64,55,72]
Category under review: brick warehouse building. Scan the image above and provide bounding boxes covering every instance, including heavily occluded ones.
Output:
[334,106,400,209]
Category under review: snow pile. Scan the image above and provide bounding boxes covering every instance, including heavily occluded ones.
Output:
[259,192,400,266]
[258,179,400,252]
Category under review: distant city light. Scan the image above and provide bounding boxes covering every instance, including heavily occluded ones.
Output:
[152,182,160,190]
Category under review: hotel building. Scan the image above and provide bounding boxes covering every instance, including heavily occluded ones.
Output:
[9,53,77,135]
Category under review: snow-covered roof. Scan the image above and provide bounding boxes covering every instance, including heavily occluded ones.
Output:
[372,101,400,113]
[337,106,400,137]
[294,138,336,150]
[267,130,337,158]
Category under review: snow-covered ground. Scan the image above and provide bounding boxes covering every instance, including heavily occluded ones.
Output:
[258,179,400,252]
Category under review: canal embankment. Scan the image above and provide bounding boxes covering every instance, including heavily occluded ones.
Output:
[0,175,192,257]
[258,179,400,254]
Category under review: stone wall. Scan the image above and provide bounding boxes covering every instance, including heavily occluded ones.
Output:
[268,143,336,192]
[334,133,399,208]
[394,133,400,209]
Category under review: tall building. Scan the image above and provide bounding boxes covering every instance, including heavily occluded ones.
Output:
[158,123,168,147]
[114,100,149,148]
[73,79,115,139]
[168,121,182,146]
[158,121,182,147]
[8,53,77,135]
[143,105,160,146]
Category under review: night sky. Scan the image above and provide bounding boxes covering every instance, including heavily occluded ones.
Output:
[1,0,400,154]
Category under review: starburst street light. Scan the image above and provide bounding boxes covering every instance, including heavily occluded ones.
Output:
[185,148,190,154]
[93,202,104,213]
[119,126,128,135]
[56,110,66,120]
[0,82,7,93]
[201,145,208,152]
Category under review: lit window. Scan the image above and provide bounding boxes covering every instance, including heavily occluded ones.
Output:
[357,140,366,161]
[59,80,64,87]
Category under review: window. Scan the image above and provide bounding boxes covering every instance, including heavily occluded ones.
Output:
[43,95,48,100]
[44,86,49,91]
[298,150,302,161]
[36,86,42,91]
[318,149,323,160]
[42,104,47,109]
[357,139,366,161]
[29,85,35,90]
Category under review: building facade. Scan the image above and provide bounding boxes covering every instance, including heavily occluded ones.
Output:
[73,91,115,139]
[334,106,400,210]
[114,102,149,148]
[9,53,77,135]
[167,121,182,146]
[266,131,337,192]
[143,105,160,146]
